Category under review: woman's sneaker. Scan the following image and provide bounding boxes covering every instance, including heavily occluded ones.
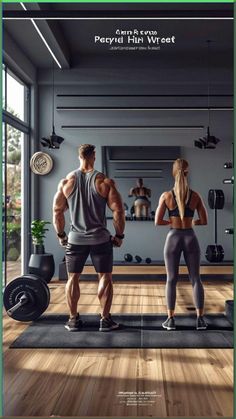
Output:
[99,314,119,332]
[162,317,176,330]
[65,314,83,331]
[196,316,208,330]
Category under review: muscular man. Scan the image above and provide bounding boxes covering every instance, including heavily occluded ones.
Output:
[53,144,125,332]
[129,178,151,218]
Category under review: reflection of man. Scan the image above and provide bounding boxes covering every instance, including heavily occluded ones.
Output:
[53,144,125,332]
[129,178,151,218]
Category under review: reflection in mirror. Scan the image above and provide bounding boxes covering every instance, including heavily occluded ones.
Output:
[102,146,180,220]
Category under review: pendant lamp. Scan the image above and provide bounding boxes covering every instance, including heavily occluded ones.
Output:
[41,61,64,149]
[195,40,220,149]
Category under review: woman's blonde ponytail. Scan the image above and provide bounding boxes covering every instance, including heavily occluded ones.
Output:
[172,159,189,220]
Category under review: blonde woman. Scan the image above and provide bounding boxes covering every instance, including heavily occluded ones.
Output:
[155,158,208,330]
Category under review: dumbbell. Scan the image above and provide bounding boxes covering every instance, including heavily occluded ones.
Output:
[124,253,133,262]
[3,275,50,322]
[135,255,142,263]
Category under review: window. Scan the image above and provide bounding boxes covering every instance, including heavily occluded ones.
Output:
[6,71,28,122]
[2,66,30,285]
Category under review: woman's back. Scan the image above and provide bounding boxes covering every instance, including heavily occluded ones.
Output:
[164,189,199,229]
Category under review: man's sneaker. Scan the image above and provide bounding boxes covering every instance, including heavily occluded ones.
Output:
[162,317,176,330]
[196,316,208,330]
[65,314,83,331]
[99,314,119,332]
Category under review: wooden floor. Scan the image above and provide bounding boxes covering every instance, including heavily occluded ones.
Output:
[3,280,234,418]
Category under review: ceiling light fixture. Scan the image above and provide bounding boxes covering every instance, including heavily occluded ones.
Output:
[3,13,233,21]
[195,40,220,150]
[41,61,64,149]
[20,2,62,69]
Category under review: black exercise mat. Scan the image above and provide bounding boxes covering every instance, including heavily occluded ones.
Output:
[141,314,233,348]
[10,313,233,349]
[10,314,141,349]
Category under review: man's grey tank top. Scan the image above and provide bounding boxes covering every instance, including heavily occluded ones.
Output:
[67,169,111,245]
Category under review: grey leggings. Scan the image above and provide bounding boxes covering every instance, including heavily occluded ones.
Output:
[164,228,204,310]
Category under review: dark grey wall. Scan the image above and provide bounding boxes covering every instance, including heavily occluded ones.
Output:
[38,80,233,273]
[3,11,233,277]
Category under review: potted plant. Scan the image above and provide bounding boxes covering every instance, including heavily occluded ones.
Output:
[31,220,51,254]
[28,219,55,283]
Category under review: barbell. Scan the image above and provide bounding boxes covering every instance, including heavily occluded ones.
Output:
[3,275,50,322]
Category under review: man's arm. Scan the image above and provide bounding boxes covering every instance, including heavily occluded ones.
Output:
[128,187,135,197]
[193,194,208,226]
[105,178,125,246]
[155,193,170,226]
[52,179,69,245]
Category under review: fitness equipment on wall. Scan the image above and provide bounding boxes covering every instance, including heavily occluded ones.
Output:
[206,189,225,262]
[225,228,234,235]
[135,255,142,263]
[3,275,50,322]
[124,253,133,262]
[223,176,234,185]
[224,162,233,169]
[224,159,234,236]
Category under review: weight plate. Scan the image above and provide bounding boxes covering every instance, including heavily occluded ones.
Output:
[208,189,225,210]
[23,275,50,312]
[205,245,224,263]
[4,276,50,322]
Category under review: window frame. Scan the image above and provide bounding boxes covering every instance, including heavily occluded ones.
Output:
[2,64,31,286]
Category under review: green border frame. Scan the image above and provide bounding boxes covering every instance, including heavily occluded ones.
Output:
[0,3,2,419]
[1,1,235,419]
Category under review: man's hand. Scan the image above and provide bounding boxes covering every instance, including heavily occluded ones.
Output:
[58,234,68,247]
[111,236,123,247]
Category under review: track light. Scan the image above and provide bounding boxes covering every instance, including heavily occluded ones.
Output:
[195,126,220,149]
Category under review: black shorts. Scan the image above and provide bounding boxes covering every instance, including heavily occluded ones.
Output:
[65,240,113,274]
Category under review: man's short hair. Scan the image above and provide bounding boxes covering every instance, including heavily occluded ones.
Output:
[78,144,95,159]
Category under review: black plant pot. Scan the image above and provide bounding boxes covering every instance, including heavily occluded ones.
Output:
[28,245,55,283]
[33,244,45,254]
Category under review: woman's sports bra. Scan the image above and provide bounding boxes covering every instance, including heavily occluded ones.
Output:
[167,189,194,218]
